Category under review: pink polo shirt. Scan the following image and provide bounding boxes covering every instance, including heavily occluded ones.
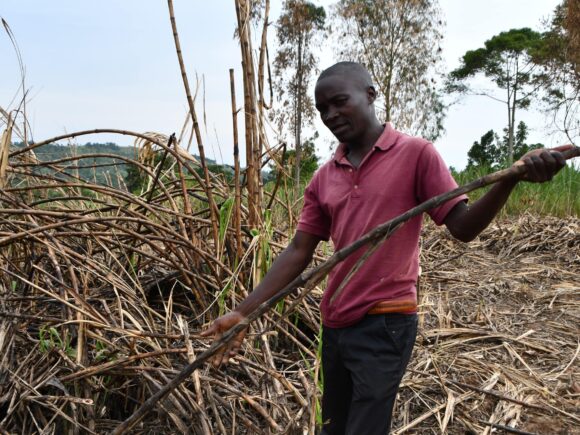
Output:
[297,124,467,328]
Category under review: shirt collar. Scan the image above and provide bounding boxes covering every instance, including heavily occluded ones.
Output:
[332,123,398,164]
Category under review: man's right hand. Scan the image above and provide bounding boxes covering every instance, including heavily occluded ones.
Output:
[200,231,320,368]
[200,311,248,367]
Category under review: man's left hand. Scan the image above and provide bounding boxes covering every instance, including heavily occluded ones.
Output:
[516,145,572,183]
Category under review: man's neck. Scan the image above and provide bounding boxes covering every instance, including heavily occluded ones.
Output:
[345,123,384,167]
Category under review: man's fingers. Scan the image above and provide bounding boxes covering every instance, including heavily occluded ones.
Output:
[550,150,566,168]
[523,155,541,181]
[536,150,566,181]
[219,352,229,366]
[552,144,574,153]
[539,153,554,181]
[520,148,568,183]
[220,343,236,366]
[209,328,248,367]
[200,323,217,337]
[202,314,248,368]
[211,333,225,367]
[229,333,245,354]
[540,151,557,180]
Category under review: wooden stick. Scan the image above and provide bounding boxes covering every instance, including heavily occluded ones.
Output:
[113,146,580,434]
[477,420,541,435]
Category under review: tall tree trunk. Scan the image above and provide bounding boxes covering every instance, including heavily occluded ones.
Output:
[507,56,522,165]
[385,63,393,123]
[508,92,516,165]
[506,71,514,166]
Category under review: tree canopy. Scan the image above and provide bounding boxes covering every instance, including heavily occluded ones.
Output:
[332,0,446,141]
[272,0,326,189]
[531,0,579,143]
[448,28,546,164]
[466,121,543,169]
[467,130,499,168]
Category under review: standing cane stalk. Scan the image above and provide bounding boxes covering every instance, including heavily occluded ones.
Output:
[167,0,220,251]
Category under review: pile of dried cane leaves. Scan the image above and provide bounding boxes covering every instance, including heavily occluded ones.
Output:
[0,131,578,435]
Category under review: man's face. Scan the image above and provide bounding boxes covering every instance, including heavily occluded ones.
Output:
[314,74,375,144]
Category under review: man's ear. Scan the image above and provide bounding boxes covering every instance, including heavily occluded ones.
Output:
[367,86,377,104]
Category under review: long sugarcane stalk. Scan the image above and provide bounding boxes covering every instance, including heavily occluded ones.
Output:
[113,146,580,434]
[167,0,220,250]
[230,68,243,260]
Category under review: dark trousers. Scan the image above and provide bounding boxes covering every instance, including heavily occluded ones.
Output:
[320,313,417,435]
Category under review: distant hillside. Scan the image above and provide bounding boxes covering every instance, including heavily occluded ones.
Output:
[11,142,241,188]
[12,142,136,186]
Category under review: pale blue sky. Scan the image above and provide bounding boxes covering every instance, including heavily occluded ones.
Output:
[0,0,565,169]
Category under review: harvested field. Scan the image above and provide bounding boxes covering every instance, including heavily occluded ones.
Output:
[406,214,580,434]
[1,1,579,432]
[0,138,578,435]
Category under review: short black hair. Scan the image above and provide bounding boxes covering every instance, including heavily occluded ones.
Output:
[317,61,374,90]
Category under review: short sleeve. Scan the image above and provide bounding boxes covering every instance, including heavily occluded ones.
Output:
[297,174,331,240]
[416,142,468,225]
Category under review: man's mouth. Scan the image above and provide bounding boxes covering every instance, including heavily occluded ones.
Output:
[331,124,349,135]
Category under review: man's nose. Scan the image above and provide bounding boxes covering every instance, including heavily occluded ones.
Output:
[323,106,338,123]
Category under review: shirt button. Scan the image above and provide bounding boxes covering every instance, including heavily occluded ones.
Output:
[354,185,358,189]
[380,277,384,282]
[348,169,353,173]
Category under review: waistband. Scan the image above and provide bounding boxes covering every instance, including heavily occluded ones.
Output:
[368,299,417,315]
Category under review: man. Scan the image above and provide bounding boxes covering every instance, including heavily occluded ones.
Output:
[202,62,567,434]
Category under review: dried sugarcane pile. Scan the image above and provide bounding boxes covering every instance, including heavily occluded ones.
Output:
[1,1,329,433]
[0,124,325,434]
[0,121,579,435]
[0,141,578,434]
[396,214,580,434]
[1,0,579,433]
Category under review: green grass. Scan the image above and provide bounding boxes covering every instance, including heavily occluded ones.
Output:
[454,163,580,217]
[266,161,580,226]
[39,326,75,358]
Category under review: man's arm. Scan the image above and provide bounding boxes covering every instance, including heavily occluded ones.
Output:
[444,148,567,242]
[201,230,321,366]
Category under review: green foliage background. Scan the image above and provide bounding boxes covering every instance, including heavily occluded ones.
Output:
[452,162,580,217]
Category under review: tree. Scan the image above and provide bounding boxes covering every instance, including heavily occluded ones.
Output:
[273,0,326,192]
[332,0,446,141]
[532,0,579,143]
[448,28,545,164]
[466,121,543,170]
[500,121,543,163]
[269,133,320,183]
[467,130,499,168]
